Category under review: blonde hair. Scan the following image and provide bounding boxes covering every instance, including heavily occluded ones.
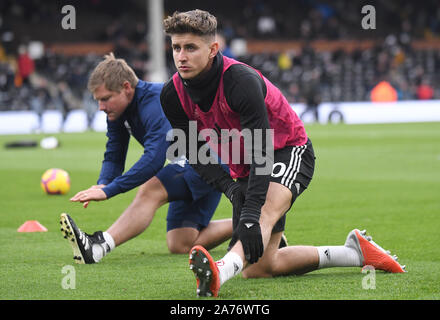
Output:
[87,53,138,93]
[163,9,217,39]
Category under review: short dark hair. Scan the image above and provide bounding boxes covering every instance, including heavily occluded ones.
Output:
[163,9,217,38]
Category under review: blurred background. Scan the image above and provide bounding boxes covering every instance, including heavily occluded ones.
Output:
[1,0,440,133]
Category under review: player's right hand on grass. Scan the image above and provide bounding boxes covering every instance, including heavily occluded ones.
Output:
[71,184,106,208]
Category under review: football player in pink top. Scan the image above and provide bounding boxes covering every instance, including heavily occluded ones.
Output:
[160,9,405,297]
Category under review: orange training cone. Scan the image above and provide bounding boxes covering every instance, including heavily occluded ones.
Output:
[17,220,48,232]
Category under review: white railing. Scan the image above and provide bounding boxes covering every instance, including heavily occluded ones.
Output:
[1,100,440,135]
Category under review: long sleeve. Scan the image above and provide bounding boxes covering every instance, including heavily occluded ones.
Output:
[101,83,170,198]
[223,64,273,216]
[97,118,130,186]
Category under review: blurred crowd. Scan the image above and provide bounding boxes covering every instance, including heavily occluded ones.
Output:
[241,38,439,103]
[0,0,439,116]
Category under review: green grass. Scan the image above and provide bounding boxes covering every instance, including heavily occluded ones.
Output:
[0,122,439,300]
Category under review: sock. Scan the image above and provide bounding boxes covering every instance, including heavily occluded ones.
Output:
[216,251,243,285]
[103,231,116,251]
[92,232,115,262]
[317,246,362,269]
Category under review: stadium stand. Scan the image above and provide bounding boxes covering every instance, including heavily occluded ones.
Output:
[1,0,439,115]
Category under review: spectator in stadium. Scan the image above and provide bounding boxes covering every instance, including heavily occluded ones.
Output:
[161,9,406,297]
[300,68,321,123]
[16,44,34,88]
[277,51,292,70]
[370,80,398,102]
[0,60,15,94]
[416,78,434,100]
[62,53,233,264]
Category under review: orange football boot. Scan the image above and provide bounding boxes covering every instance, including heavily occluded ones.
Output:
[189,245,221,297]
[347,229,406,273]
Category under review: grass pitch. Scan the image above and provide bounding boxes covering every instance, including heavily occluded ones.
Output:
[0,122,439,300]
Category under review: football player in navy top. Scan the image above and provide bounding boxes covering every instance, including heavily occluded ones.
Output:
[62,53,232,264]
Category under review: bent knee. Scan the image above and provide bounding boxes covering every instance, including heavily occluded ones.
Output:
[136,177,167,203]
[167,227,199,254]
[167,241,192,254]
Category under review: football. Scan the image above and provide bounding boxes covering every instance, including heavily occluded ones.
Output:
[40,168,71,195]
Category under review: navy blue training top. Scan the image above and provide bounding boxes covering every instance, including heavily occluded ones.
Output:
[98,80,172,198]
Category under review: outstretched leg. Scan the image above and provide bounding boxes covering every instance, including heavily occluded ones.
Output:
[242,232,319,278]
[60,177,169,264]
[189,181,406,297]
[106,176,168,246]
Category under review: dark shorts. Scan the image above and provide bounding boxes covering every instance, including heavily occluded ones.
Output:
[156,162,223,232]
[237,138,316,233]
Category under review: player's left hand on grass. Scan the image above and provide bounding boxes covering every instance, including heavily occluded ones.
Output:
[234,213,264,264]
[70,187,107,208]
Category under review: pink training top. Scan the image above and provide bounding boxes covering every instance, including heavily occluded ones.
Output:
[173,55,308,179]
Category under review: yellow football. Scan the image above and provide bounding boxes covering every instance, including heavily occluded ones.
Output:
[40,168,71,195]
